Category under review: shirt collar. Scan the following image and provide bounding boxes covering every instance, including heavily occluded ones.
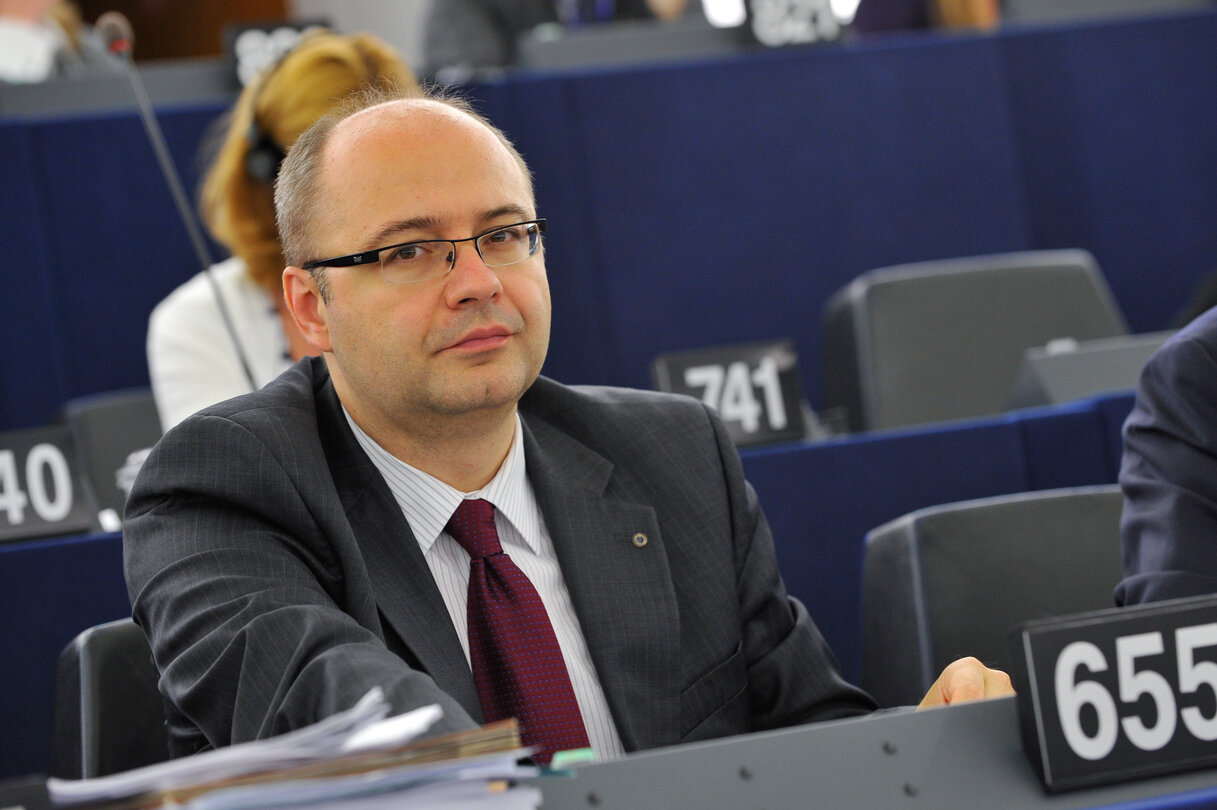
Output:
[344,410,540,554]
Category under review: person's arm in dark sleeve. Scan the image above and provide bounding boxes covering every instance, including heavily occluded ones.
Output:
[705,406,878,727]
[1118,322,1217,605]
[124,412,480,753]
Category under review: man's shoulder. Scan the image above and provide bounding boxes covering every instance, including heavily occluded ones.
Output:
[520,377,725,466]
[173,357,328,435]
[137,359,338,499]
[1167,306,1217,353]
[1144,306,1217,386]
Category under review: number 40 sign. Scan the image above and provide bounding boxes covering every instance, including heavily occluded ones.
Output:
[651,340,809,447]
[0,425,95,542]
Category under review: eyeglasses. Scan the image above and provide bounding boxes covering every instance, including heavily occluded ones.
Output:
[301,219,546,285]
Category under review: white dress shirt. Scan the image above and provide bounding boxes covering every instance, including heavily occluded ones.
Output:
[346,411,625,759]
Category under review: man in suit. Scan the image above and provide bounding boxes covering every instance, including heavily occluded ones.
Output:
[1118,306,1217,606]
[124,89,1012,761]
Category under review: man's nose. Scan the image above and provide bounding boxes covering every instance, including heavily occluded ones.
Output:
[444,241,502,305]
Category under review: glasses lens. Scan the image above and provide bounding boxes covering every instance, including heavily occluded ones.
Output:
[477,222,541,268]
[379,240,453,284]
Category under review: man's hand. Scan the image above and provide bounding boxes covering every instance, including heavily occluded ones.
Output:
[917,656,1015,709]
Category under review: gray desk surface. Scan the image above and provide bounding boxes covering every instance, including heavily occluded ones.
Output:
[0,57,235,117]
[534,697,1217,809]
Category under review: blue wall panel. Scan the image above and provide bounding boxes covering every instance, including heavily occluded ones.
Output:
[31,104,226,409]
[569,37,1031,398]
[1002,11,1217,333]
[0,123,70,429]
[0,533,128,780]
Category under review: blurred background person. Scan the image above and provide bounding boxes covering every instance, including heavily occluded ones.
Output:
[424,0,696,80]
[0,0,117,82]
[147,29,419,431]
[852,0,1000,33]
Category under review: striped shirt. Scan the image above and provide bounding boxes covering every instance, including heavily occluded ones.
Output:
[345,409,625,759]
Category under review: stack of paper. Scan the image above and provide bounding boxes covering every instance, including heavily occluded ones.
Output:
[46,689,539,809]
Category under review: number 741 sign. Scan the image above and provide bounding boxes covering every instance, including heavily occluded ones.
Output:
[651,340,809,447]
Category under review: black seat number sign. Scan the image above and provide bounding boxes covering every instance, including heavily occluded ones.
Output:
[0,425,95,542]
[651,340,807,447]
[1011,595,1217,792]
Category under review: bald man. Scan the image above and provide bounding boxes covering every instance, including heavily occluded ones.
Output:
[124,89,1011,762]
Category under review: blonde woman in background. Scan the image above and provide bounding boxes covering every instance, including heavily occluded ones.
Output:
[147,30,419,431]
[0,0,118,82]
[934,0,999,27]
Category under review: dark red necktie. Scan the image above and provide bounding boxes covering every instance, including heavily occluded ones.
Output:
[445,498,590,764]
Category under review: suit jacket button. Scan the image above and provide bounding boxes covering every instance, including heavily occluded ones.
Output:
[632,532,648,548]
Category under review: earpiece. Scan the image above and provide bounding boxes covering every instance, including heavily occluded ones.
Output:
[244,118,286,183]
[241,37,297,184]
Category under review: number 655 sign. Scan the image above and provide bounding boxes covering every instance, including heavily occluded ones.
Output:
[1011,595,1217,792]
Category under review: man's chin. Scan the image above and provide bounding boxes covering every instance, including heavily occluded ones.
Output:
[430,370,536,416]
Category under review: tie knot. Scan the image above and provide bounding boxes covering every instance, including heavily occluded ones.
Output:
[446,498,502,560]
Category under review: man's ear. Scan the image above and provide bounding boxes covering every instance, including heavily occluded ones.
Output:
[283,266,333,354]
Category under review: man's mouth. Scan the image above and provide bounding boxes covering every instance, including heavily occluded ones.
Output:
[445,325,512,352]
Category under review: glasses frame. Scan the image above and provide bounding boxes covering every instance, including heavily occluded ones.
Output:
[300,219,547,282]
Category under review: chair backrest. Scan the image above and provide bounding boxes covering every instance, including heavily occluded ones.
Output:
[62,388,162,526]
[50,618,170,778]
[822,249,1129,432]
[860,485,1124,708]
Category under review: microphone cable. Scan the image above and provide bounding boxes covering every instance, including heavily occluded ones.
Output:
[97,11,259,393]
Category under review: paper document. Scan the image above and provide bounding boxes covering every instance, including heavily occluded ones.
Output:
[184,753,537,810]
[45,688,532,809]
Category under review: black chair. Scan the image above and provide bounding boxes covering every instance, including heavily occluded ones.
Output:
[62,388,162,529]
[860,485,1124,708]
[821,249,1129,432]
[50,618,170,778]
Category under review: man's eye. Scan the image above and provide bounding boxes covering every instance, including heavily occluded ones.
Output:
[390,244,422,261]
[486,227,522,244]
[386,241,446,264]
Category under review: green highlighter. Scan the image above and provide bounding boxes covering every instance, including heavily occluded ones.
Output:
[549,747,597,769]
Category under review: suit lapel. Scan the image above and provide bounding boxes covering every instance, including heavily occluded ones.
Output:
[315,376,482,721]
[522,413,682,752]
[310,363,681,747]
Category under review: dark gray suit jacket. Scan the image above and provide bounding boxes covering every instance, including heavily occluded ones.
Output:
[124,357,874,756]
[1118,306,1217,605]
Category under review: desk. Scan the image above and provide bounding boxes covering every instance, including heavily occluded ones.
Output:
[535,697,1217,808]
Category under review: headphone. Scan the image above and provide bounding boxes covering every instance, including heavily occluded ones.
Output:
[240,28,381,184]
[241,32,307,184]
[243,59,289,183]
[244,119,287,183]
